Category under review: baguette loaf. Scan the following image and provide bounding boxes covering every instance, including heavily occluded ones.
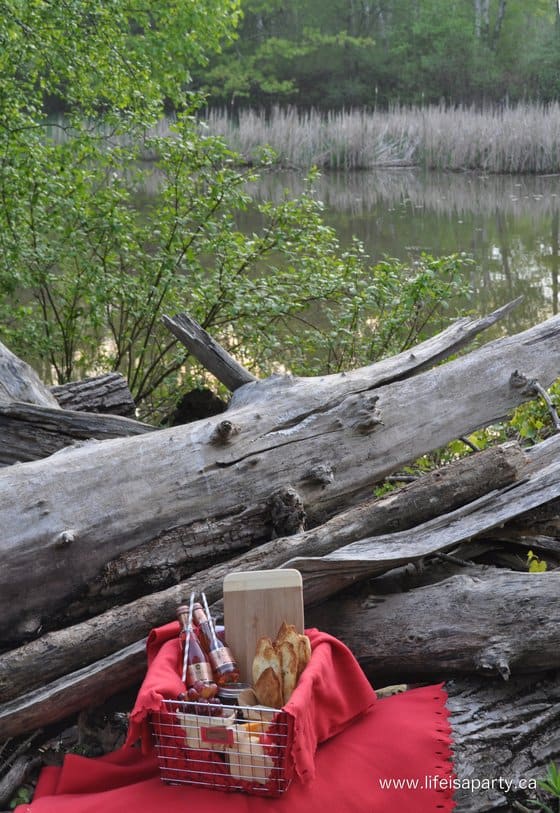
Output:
[251,623,311,707]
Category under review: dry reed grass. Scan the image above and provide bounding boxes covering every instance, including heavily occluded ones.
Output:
[46,104,560,173]
[204,103,560,173]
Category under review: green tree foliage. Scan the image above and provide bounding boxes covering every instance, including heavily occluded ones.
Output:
[195,0,560,109]
[1,0,241,117]
[197,0,379,108]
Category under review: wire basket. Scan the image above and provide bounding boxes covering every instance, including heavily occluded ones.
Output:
[152,699,293,796]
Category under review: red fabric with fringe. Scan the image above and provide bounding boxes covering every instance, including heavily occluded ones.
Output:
[17,626,455,813]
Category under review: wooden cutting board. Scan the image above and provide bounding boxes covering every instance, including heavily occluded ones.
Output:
[223,569,304,683]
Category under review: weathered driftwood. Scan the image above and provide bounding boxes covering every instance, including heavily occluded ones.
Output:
[162,312,257,391]
[0,402,154,466]
[2,302,556,643]
[0,440,527,703]
[0,756,35,808]
[0,642,146,740]
[306,567,560,683]
[290,441,560,604]
[50,373,137,417]
[446,675,560,812]
[0,343,150,465]
[0,340,59,408]
[86,439,527,614]
[2,467,559,739]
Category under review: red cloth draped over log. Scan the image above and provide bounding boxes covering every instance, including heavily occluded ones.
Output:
[17,626,455,812]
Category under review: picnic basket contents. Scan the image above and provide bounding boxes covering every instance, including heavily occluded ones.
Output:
[151,576,312,796]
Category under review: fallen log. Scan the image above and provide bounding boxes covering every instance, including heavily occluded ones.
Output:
[0,430,557,736]
[305,567,560,683]
[0,340,59,408]
[89,439,526,614]
[0,440,527,702]
[2,302,556,642]
[0,402,154,466]
[50,373,137,417]
[0,343,152,465]
[0,642,146,740]
[290,447,560,603]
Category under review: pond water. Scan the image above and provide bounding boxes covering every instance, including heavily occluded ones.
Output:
[241,168,560,337]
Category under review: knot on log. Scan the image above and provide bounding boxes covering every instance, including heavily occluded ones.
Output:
[350,394,382,434]
[475,646,512,681]
[510,369,529,390]
[54,529,78,549]
[268,486,306,537]
[510,369,539,397]
[301,463,334,487]
[210,419,240,445]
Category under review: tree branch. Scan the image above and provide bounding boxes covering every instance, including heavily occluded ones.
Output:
[162,312,257,391]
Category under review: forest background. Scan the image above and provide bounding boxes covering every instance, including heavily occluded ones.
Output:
[192,0,560,109]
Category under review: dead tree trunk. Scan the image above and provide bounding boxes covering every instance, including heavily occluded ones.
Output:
[2,303,558,643]
[1,302,560,745]
[0,402,154,466]
[68,439,525,621]
[290,437,560,603]
[0,344,152,466]
[306,566,560,683]
[50,373,137,417]
[1,431,559,738]
[2,565,560,740]
[0,340,59,408]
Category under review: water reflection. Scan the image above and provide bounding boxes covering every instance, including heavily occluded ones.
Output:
[243,169,560,334]
[250,169,560,218]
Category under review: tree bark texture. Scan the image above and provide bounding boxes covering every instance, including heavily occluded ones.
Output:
[306,567,560,684]
[50,373,137,417]
[290,437,560,603]
[0,402,154,466]
[446,675,560,812]
[0,642,145,740]
[1,303,556,643]
[81,439,526,617]
[0,340,59,408]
